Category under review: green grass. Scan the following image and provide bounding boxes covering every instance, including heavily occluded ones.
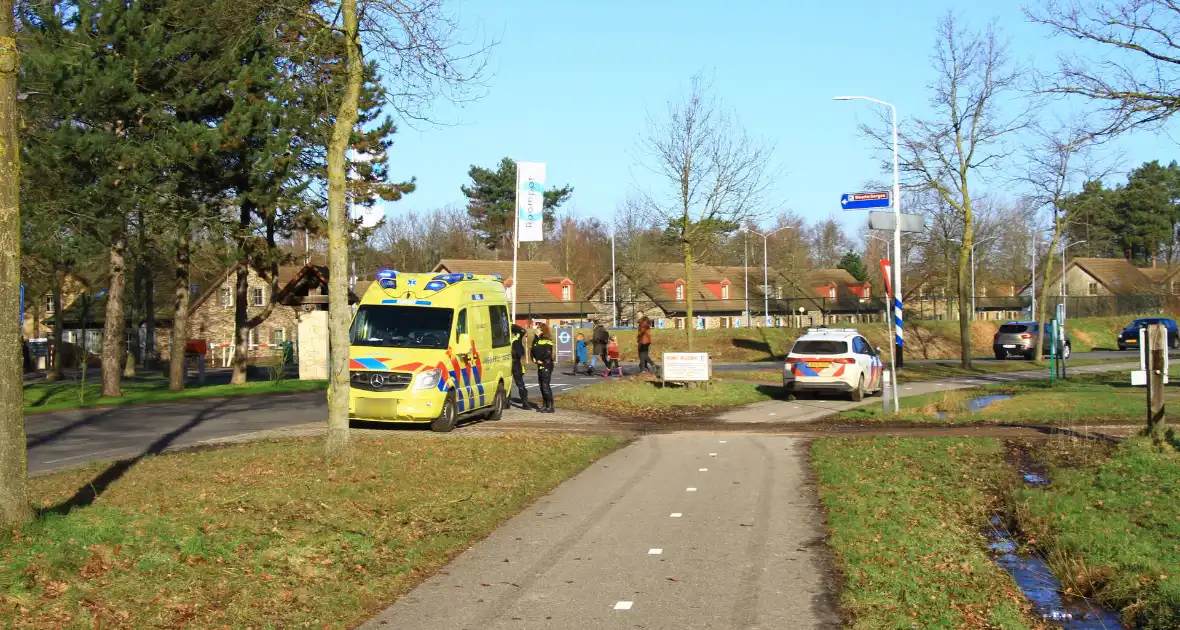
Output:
[718,357,1129,385]
[1015,437,1180,629]
[812,437,1039,629]
[557,377,780,421]
[23,377,328,414]
[0,434,622,629]
[837,369,1162,425]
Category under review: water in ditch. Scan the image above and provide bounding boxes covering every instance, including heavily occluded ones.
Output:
[937,394,1013,419]
[986,454,1125,629]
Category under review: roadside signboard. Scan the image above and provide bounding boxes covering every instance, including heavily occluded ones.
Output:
[868,211,926,233]
[515,162,546,242]
[840,191,890,210]
[662,352,711,382]
[554,326,573,362]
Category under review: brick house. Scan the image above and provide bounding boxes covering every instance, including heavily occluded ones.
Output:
[1018,257,1180,318]
[432,259,594,325]
[22,273,90,340]
[585,264,879,329]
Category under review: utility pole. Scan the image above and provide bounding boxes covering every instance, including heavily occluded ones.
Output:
[1147,323,1167,440]
[611,225,617,328]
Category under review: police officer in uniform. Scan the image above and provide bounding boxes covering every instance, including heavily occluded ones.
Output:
[531,323,556,414]
[511,324,533,409]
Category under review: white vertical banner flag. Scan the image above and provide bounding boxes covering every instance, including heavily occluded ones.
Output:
[515,162,546,242]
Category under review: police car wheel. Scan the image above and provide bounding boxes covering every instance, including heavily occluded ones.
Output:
[431,393,458,433]
[486,383,506,421]
[849,375,864,402]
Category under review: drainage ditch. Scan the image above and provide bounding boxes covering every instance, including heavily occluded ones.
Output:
[986,449,1124,629]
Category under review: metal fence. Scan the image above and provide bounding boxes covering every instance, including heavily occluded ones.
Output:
[516,294,1177,326]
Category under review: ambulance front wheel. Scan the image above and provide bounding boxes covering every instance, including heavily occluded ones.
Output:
[431,392,458,433]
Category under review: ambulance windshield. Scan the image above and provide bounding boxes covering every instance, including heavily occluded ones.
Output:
[350,305,455,349]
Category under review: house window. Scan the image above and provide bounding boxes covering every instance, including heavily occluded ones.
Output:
[251,287,265,307]
[189,284,200,298]
[220,287,232,308]
[44,294,54,315]
[249,328,259,346]
[675,284,685,300]
[722,285,730,300]
[601,286,613,303]
[864,285,871,299]
[504,284,515,302]
[828,287,836,299]
[561,284,571,301]
[1088,282,1099,296]
[1172,281,1180,295]
[273,328,285,345]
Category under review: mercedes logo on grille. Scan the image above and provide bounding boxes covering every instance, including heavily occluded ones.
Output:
[369,373,386,388]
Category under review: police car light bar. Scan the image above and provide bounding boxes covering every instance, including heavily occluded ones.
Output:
[807,328,859,333]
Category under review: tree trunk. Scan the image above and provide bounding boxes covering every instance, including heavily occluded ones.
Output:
[958,219,973,369]
[169,224,190,392]
[101,231,127,398]
[0,8,30,526]
[145,264,155,370]
[231,259,250,384]
[124,257,140,378]
[325,0,363,458]
[683,240,694,351]
[47,276,63,382]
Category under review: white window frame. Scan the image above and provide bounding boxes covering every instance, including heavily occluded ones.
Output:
[561,284,571,301]
[675,284,685,300]
[828,287,836,299]
[220,287,232,308]
[44,294,55,315]
[251,287,266,307]
[273,328,285,345]
[721,285,730,300]
[1088,282,1099,296]
[249,327,260,347]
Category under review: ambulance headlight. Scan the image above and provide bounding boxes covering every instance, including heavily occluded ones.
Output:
[414,368,444,390]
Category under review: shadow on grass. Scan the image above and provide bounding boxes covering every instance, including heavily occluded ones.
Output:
[732,337,776,360]
[35,396,276,519]
[23,382,76,409]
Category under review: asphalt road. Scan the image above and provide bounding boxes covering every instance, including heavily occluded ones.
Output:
[25,369,600,475]
[360,433,841,630]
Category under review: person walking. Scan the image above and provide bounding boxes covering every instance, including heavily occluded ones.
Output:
[590,319,609,375]
[574,333,590,375]
[532,323,556,413]
[511,323,533,409]
[637,316,656,374]
[606,336,623,377]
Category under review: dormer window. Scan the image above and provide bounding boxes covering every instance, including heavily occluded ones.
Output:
[721,285,730,300]
[561,284,571,301]
[675,284,685,300]
[828,287,836,299]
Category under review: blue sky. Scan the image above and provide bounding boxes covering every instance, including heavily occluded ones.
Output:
[381,0,1169,241]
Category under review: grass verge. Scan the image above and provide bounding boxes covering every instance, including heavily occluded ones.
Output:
[717,357,1128,386]
[23,377,327,414]
[812,437,1039,629]
[557,377,780,421]
[837,370,1163,425]
[1,434,622,628]
[1015,437,1180,629]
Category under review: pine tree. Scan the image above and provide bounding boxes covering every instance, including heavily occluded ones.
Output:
[463,157,573,252]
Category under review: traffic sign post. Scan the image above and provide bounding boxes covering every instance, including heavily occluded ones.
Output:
[840,191,891,210]
[554,326,573,363]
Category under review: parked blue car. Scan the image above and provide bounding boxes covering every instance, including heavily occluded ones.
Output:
[1117,317,1180,351]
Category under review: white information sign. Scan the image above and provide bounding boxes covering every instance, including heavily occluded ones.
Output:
[662,352,711,382]
[516,161,546,243]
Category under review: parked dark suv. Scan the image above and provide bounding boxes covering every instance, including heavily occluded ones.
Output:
[992,321,1072,360]
[1117,317,1180,351]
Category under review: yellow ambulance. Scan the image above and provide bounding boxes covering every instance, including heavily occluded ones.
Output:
[348,270,513,432]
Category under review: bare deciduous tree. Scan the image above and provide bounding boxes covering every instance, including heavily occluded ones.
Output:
[863,13,1025,368]
[1017,120,1102,361]
[1027,0,1180,137]
[635,72,777,348]
[308,0,492,457]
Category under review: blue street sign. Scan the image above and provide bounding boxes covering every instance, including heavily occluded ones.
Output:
[840,191,891,210]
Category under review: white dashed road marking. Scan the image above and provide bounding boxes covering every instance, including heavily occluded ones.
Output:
[614,601,633,611]
[686,487,697,492]
[670,512,682,518]
[709,453,717,457]
[698,468,708,472]
[648,549,662,555]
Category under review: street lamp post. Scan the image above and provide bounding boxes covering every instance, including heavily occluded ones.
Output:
[950,235,999,320]
[1060,240,1087,321]
[742,225,792,327]
[834,95,903,372]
